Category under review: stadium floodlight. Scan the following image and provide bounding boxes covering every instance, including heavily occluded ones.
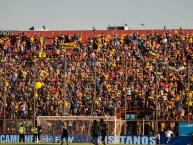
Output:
[37,116,125,144]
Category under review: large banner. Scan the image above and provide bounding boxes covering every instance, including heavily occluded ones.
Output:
[0,134,155,144]
[41,135,155,144]
[179,123,193,136]
[16,120,33,128]
[0,134,191,145]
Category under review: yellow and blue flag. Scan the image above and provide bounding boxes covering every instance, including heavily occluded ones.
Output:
[175,66,185,73]
[168,66,176,71]
[150,50,156,56]
[154,70,162,76]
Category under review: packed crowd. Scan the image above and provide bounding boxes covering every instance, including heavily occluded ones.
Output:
[0,29,193,134]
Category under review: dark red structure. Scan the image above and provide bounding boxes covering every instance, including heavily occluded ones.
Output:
[13,29,193,45]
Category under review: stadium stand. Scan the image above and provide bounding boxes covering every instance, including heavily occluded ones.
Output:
[0,29,193,136]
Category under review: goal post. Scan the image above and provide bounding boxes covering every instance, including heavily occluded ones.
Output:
[37,116,124,144]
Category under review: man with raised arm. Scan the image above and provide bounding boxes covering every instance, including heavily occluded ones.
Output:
[59,120,70,145]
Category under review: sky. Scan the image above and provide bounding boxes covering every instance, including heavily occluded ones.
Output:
[0,0,193,31]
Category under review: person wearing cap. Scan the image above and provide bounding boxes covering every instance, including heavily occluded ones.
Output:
[19,124,26,143]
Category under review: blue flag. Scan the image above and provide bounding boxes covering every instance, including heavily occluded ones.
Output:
[164,26,166,30]
[29,26,34,30]
[124,24,127,26]
[43,25,46,30]
[92,27,96,31]
[180,27,182,30]
[108,24,111,28]
[141,24,145,27]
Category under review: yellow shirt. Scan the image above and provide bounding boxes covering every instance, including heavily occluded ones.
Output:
[42,52,46,58]
[78,36,82,42]
[97,43,102,50]
[40,36,43,42]
[30,37,34,42]
[38,52,42,58]
[65,102,68,107]
[120,36,124,42]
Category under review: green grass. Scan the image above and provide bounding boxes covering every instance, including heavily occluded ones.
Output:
[0,144,128,145]
[0,144,132,145]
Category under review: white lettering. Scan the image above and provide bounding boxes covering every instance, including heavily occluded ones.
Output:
[126,136,133,144]
[68,137,74,143]
[115,135,120,144]
[141,136,148,144]
[30,135,33,143]
[134,136,140,144]
[108,136,113,144]
[10,135,17,143]
[149,136,155,144]
[5,135,9,143]
[55,137,60,143]
[1,135,5,143]
[25,135,29,143]
[16,135,19,142]
[105,136,107,144]
[17,135,19,143]
[98,136,102,144]
[120,136,126,144]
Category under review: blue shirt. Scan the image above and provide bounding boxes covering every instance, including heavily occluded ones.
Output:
[74,35,78,40]
[100,123,107,135]
[138,41,142,46]
[21,35,26,41]
[60,120,70,134]
[133,34,137,40]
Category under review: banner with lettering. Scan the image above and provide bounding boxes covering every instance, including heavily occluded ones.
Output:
[179,123,193,136]
[0,31,13,36]
[0,134,191,145]
[60,42,76,49]
[126,114,135,119]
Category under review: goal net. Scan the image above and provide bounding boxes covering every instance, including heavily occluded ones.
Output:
[37,116,124,144]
